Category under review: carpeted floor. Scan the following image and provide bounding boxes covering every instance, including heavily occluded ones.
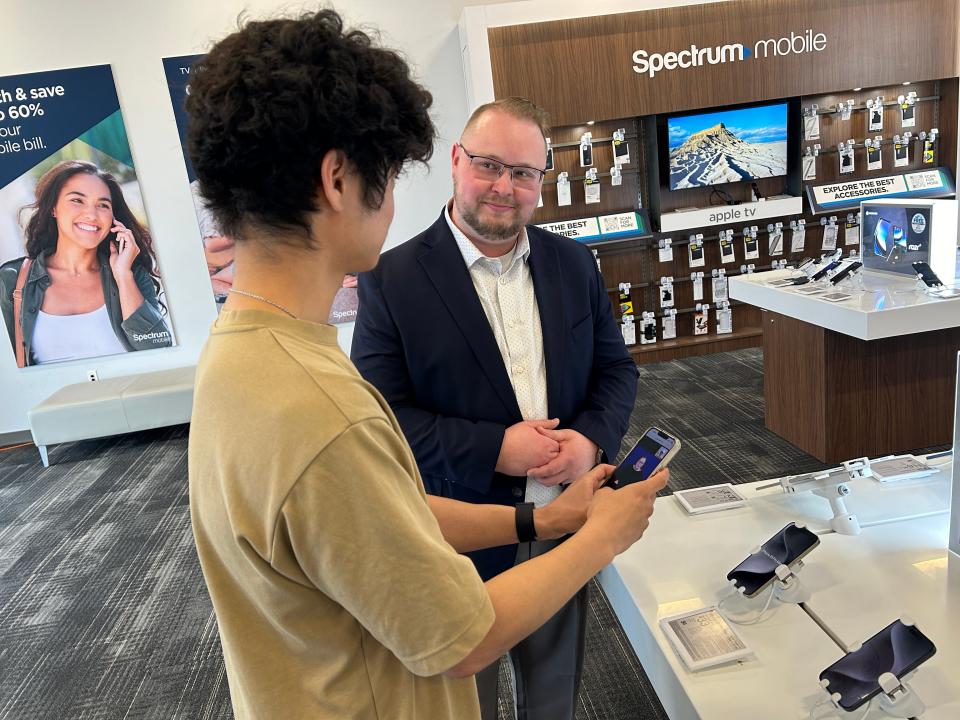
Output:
[0,347,859,719]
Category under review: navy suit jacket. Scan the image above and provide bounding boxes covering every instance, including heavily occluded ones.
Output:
[352,211,638,579]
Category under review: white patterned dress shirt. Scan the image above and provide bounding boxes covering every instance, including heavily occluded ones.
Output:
[445,205,560,507]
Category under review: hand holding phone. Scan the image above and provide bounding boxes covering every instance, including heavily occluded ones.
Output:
[610,426,681,488]
[587,466,669,557]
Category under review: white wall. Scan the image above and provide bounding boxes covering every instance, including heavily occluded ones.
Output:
[0,0,515,435]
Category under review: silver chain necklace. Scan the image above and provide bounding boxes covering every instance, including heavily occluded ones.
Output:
[228,288,298,319]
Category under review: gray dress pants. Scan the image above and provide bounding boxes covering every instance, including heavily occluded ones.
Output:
[476,537,588,720]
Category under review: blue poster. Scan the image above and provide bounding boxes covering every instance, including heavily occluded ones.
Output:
[0,64,175,368]
[162,55,359,323]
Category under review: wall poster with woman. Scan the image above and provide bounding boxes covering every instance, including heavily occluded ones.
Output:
[163,54,359,323]
[0,64,175,368]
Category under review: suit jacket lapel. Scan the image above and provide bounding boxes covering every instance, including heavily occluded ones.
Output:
[527,232,565,418]
[419,215,523,420]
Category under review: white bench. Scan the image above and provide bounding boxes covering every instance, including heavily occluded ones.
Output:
[27,366,196,466]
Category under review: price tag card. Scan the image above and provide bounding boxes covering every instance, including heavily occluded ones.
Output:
[660,606,752,672]
[674,483,746,515]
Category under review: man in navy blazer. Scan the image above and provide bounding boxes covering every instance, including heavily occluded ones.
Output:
[352,98,638,720]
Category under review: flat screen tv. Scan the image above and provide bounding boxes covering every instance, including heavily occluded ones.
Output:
[667,102,789,190]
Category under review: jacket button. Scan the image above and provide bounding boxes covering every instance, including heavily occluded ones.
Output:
[512,487,523,498]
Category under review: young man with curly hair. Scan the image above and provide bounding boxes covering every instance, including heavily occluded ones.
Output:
[186,10,667,720]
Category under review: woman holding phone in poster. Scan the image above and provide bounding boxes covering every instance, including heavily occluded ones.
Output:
[0,160,171,367]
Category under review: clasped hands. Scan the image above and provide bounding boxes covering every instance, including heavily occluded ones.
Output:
[495,418,596,485]
[496,418,670,543]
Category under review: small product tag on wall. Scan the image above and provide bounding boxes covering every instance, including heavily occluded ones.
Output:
[791,221,806,254]
[692,273,704,302]
[661,312,677,340]
[693,305,709,335]
[557,172,572,206]
[804,106,820,140]
[584,168,600,204]
[821,221,838,251]
[688,235,705,269]
[717,303,732,334]
[659,238,674,263]
[712,274,728,303]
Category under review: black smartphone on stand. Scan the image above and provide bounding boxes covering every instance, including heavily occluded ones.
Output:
[819,620,936,712]
[912,261,943,288]
[810,259,842,282]
[608,426,681,488]
[828,261,862,284]
[726,523,820,597]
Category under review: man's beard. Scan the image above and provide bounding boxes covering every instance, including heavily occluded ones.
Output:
[455,190,529,242]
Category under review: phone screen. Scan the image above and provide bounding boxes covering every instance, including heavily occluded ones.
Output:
[820,620,936,711]
[726,523,819,597]
[873,218,892,257]
[613,427,678,487]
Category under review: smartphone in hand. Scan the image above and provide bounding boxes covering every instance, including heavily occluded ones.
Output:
[609,426,681,488]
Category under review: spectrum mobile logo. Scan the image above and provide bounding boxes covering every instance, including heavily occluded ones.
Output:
[631,29,827,78]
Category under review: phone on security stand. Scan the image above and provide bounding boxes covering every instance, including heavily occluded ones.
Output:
[726,522,819,598]
[819,619,936,712]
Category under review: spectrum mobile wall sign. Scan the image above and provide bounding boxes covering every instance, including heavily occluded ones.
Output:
[632,29,827,78]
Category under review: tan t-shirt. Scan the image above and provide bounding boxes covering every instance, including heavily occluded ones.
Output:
[188,309,494,720]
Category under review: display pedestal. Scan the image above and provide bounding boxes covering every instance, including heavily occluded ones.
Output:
[762,310,960,463]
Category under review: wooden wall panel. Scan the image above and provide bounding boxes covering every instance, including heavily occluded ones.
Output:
[489,0,958,126]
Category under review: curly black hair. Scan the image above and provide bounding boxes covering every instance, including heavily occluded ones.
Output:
[185,9,435,245]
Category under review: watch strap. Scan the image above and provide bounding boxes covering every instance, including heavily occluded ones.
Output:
[515,502,536,543]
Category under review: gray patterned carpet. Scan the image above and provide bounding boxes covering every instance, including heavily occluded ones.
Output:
[1,348,845,719]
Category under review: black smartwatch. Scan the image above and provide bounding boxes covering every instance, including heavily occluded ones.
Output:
[515,502,537,543]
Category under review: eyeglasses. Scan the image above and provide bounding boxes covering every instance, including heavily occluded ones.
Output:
[457,144,545,189]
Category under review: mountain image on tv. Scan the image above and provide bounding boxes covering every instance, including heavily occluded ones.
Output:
[668,104,788,190]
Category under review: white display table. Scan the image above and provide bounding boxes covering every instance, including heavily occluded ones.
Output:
[729,269,960,341]
[728,269,960,462]
[600,461,960,720]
